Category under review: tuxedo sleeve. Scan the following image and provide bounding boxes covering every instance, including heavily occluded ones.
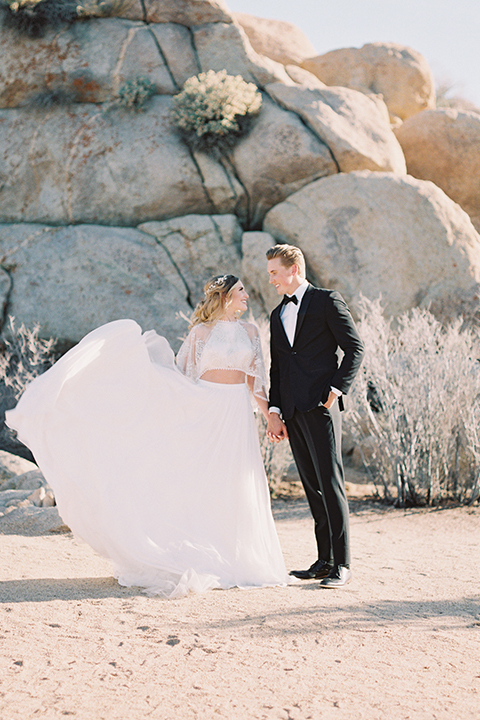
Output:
[268,315,282,411]
[325,291,364,394]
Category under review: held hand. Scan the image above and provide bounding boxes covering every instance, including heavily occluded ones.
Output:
[267,413,288,442]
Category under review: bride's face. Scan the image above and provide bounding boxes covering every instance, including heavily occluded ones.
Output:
[227,281,249,314]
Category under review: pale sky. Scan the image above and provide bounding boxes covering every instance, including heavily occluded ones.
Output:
[227,0,480,107]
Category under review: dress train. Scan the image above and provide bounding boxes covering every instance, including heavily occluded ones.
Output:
[6,320,289,597]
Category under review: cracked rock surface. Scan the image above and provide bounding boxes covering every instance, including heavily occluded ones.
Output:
[139,214,242,307]
[0,99,213,225]
[0,10,407,229]
[396,108,480,234]
[264,171,480,319]
[302,42,436,124]
[266,82,406,174]
[0,223,193,347]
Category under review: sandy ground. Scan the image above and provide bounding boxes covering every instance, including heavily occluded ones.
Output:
[1,490,480,720]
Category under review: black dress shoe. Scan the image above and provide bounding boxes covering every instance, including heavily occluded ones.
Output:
[289,559,333,580]
[320,564,352,588]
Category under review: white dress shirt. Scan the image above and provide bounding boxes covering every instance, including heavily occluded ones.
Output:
[281,279,309,346]
[269,280,341,416]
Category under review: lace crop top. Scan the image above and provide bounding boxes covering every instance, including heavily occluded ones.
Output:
[176,320,267,401]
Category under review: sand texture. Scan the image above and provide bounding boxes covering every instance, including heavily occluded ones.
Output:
[1,497,480,720]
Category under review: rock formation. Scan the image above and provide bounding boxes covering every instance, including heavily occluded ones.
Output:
[0,223,193,346]
[0,7,407,234]
[1,0,479,464]
[396,108,480,232]
[232,12,317,67]
[301,43,435,124]
[264,171,480,320]
[266,83,406,173]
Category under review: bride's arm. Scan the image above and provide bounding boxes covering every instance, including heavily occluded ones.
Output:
[246,375,270,422]
[176,324,208,379]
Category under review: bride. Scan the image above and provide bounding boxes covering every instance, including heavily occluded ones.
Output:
[6,274,289,597]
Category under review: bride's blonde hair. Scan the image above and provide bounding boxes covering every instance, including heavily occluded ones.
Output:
[189,274,240,328]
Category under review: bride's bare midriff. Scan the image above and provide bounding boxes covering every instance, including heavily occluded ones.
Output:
[201,369,246,384]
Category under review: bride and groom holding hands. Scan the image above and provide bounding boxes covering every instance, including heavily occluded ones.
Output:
[6,243,364,598]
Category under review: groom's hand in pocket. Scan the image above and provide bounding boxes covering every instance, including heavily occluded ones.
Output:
[322,390,338,410]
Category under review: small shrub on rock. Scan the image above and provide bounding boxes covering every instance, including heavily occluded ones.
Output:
[116,77,156,112]
[171,70,262,155]
[0,0,77,37]
[0,0,131,36]
[344,297,480,506]
[76,0,132,18]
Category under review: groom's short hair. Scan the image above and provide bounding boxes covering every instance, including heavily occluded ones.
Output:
[266,244,306,278]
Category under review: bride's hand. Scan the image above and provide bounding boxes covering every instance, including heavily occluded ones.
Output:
[267,413,288,442]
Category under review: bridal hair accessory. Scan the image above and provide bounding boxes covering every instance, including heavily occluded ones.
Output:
[190,274,240,328]
[205,274,239,296]
[207,275,229,293]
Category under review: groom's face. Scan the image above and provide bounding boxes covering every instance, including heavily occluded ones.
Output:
[267,258,297,295]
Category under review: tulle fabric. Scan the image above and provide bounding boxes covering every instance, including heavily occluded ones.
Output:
[6,320,288,598]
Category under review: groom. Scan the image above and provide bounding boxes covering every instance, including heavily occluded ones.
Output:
[266,244,364,588]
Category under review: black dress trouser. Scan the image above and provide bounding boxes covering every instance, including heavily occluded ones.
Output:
[285,402,350,567]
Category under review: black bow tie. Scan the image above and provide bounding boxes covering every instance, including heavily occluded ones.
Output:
[283,294,298,306]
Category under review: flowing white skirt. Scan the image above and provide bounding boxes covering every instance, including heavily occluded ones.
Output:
[6,320,289,597]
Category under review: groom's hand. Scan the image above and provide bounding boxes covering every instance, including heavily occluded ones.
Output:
[267,412,288,442]
[322,391,338,410]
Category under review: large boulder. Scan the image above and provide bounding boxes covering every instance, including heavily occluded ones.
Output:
[301,43,435,124]
[0,223,193,348]
[0,94,338,227]
[139,214,242,306]
[284,65,327,90]
[192,22,293,86]
[0,451,36,483]
[0,18,198,108]
[232,13,317,67]
[0,13,289,109]
[266,83,406,174]
[241,231,280,314]
[395,108,480,233]
[231,96,337,227]
[122,0,234,24]
[0,99,226,225]
[263,171,480,320]
[0,505,68,534]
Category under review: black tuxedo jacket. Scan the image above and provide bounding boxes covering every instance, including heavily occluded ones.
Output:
[269,285,364,420]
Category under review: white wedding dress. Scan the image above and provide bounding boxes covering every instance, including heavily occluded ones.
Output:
[6,318,289,597]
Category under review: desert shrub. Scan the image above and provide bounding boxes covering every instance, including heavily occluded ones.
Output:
[0,318,56,459]
[0,318,56,401]
[436,80,480,115]
[0,0,77,37]
[0,0,131,36]
[116,77,156,112]
[76,0,132,18]
[171,70,262,155]
[253,316,295,494]
[344,297,480,506]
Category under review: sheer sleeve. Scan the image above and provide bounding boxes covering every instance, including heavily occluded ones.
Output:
[175,324,207,381]
[242,322,268,402]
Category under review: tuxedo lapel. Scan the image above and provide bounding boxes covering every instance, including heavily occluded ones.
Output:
[272,302,290,347]
[293,284,314,345]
